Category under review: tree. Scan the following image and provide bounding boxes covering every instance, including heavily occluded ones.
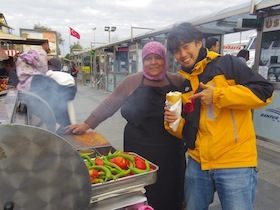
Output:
[70,42,83,53]
[64,42,83,59]
[33,23,64,55]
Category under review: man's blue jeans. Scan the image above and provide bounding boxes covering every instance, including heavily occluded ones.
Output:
[185,157,258,210]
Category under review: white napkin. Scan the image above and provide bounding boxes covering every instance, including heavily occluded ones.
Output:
[165,92,182,132]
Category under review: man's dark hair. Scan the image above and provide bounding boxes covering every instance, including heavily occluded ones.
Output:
[205,38,218,49]
[48,57,62,71]
[237,49,249,59]
[167,22,202,54]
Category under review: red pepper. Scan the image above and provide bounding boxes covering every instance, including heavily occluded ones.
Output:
[95,157,104,165]
[89,169,99,179]
[109,156,128,169]
[135,159,146,170]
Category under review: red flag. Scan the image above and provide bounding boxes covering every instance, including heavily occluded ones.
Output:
[70,27,80,39]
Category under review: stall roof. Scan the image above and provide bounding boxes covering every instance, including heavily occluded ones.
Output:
[190,0,280,34]
[0,31,25,41]
[80,0,279,54]
[255,0,280,11]
[0,32,48,45]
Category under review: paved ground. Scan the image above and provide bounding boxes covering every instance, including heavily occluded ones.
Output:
[74,84,280,210]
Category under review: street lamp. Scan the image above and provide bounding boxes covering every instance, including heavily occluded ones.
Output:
[92,27,96,45]
[92,27,96,42]
[104,26,117,43]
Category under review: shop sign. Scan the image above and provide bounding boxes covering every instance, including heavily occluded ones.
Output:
[20,28,58,56]
[116,47,128,52]
[82,66,90,73]
[237,18,262,29]
[223,45,243,50]
[263,14,280,32]
[253,90,280,143]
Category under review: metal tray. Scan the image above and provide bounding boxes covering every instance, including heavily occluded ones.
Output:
[89,152,159,203]
[77,145,116,157]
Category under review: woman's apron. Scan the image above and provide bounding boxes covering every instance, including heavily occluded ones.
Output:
[121,76,186,210]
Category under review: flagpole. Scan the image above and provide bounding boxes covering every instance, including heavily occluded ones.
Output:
[68,26,71,54]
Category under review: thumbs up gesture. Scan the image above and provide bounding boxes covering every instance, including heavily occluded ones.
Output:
[188,82,214,105]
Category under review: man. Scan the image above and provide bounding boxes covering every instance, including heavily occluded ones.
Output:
[205,37,219,53]
[1,56,19,87]
[237,49,250,64]
[164,22,274,210]
[48,57,62,71]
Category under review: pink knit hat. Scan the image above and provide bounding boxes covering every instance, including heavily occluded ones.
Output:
[142,41,167,81]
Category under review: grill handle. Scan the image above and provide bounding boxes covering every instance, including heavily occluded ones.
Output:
[4,201,14,210]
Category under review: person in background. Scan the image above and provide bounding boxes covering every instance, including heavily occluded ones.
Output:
[70,61,79,87]
[66,41,186,210]
[205,37,219,53]
[0,56,19,87]
[62,62,70,73]
[237,49,250,64]
[164,22,274,210]
[47,57,77,126]
[47,58,76,87]
[0,62,9,85]
[16,50,76,129]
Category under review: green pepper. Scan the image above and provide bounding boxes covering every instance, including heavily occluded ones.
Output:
[104,164,119,175]
[103,160,123,173]
[114,169,131,179]
[88,165,113,181]
[80,154,94,166]
[106,153,134,162]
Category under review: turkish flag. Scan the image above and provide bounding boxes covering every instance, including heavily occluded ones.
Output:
[70,27,80,39]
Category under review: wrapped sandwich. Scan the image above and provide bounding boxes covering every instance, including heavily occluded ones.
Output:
[165,91,182,132]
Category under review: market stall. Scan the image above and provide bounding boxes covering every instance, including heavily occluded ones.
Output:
[0,32,50,53]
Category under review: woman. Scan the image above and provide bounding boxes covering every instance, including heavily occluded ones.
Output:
[16,50,76,128]
[69,61,79,87]
[66,41,186,210]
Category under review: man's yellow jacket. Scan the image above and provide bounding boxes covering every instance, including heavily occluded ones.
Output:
[165,50,274,170]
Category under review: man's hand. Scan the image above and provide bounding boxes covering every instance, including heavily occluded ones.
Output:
[189,82,214,105]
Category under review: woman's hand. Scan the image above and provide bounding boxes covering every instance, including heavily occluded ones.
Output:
[64,123,90,134]
[164,106,178,123]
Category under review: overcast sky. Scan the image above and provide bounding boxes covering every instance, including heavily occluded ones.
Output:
[2,0,255,56]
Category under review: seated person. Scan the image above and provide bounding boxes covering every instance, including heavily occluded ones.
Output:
[16,50,77,129]
[0,56,19,88]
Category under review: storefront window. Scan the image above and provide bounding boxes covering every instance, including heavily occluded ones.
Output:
[259,30,280,81]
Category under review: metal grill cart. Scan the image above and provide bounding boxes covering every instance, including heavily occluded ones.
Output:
[0,125,158,210]
[0,124,91,210]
